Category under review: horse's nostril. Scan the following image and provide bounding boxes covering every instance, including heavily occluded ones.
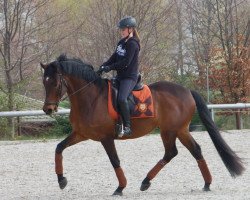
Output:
[46,109,53,115]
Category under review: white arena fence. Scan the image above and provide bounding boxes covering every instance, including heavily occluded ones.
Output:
[0,103,250,134]
[0,103,249,118]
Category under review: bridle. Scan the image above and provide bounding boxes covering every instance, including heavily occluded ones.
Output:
[44,70,66,107]
[44,67,100,107]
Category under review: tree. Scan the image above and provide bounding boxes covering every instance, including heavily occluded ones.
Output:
[184,0,250,129]
[209,0,250,103]
[184,0,250,101]
[0,0,75,138]
[56,0,177,83]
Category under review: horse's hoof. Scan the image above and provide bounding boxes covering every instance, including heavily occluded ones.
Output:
[140,177,151,191]
[203,183,211,191]
[112,187,124,196]
[58,177,68,190]
[140,182,151,191]
[112,191,123,196]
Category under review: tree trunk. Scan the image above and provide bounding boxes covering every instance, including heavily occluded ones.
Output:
[3,0,15,138]
[176,0,184,79]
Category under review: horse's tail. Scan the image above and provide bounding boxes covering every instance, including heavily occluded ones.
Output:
[191,90,245,177]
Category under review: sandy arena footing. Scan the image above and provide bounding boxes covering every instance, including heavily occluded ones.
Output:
[0,130,249,200]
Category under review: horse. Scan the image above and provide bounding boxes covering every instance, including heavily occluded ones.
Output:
[41,54,244,196]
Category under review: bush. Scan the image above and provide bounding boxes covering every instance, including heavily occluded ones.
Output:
[0,92,27,139]
[189,111,205,131]
[39,100,72,139]
[45,116,72,138]
[0,118,12,139]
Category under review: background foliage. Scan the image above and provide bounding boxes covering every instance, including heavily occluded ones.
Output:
[0,0,249,138]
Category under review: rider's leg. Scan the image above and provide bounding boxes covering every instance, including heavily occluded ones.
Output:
[117,78,136,136]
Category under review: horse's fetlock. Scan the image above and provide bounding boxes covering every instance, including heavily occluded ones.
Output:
[56,143,64,154]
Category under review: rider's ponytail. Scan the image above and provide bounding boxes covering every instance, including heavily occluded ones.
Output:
[133,28,141,47]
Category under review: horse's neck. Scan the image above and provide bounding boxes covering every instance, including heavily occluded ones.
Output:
[65,76,107,115]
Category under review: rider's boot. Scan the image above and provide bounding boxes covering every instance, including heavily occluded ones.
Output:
[118,101,132,137]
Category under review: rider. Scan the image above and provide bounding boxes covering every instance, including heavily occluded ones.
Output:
[98,16,141,136]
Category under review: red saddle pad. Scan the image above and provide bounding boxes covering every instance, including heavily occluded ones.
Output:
[108,81,155,120]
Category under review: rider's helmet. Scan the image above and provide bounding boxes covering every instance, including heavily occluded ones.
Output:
[117,16,137,29]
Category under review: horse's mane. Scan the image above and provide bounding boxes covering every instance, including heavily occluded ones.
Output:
[56,54,102,85]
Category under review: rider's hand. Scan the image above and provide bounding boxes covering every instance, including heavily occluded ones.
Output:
[102,65,111,73]
[97,65,111,75]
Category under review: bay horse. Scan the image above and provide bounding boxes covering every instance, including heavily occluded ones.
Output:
[41,54,244,196]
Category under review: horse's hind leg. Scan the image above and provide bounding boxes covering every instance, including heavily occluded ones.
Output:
[177,129,212,191]
[141,131,178,191]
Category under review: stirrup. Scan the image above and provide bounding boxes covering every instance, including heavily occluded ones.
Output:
[123,126,132,136]
[116,124,125,138]
[117,124,131,138]
[118,124,125,138]
[115,123,122,137]
[116,124,132,138]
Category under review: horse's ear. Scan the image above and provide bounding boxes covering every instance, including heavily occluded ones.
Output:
[40,62,47,69]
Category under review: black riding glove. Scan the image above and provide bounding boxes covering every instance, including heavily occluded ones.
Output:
[97,65,111,75]
[102,65,111,73]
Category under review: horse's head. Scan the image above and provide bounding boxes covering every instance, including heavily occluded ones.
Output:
[41,61,65,115]
[41,54,103,115]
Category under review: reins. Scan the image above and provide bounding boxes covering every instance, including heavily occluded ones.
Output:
[44,68,100,107]
[60,76,100,102]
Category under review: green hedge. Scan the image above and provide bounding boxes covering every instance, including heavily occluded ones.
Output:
[46,116,72,138]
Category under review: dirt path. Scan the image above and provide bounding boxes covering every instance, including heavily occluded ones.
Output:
[0,130,249,200]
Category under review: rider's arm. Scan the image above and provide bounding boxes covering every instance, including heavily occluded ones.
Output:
[102,52,116,66]
[109,41,137,70]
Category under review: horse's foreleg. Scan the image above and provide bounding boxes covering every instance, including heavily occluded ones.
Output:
[101,138,127,196]
[178,130,212,191]
[141,131,178,191]
[55,133,86,189]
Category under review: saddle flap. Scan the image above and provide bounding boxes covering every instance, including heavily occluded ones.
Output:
[108,81,155,120]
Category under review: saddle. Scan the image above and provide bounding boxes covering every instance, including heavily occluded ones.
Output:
[108,75,155,120]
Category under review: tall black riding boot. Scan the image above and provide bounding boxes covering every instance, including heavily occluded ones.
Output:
[118,101,132,137]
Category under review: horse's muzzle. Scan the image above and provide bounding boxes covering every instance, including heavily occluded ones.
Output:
[43,104,58,115]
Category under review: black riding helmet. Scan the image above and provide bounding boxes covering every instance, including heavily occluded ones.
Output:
[118,16,137,28]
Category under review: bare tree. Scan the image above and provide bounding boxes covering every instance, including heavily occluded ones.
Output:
[184,0,250,128]
[0,0,44,138]
[59,0,177,83]
[0,0,77,138]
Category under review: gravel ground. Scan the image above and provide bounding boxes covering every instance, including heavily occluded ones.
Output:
[0,130,249,200]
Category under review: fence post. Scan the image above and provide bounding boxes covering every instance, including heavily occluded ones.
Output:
[11,117,15,138]
[211,108,215,121]
[235,109,242,130]
[17,116,21,136]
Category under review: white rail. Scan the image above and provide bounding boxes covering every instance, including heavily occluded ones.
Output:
[207,103,250,121]
[0,109,70,117]
[0,103,250,117]
[207,103,250,109]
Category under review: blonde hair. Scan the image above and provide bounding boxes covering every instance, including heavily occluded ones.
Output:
[133,28,140,45]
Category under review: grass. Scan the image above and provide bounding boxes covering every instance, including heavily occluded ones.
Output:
[214,112,250,130]
[14,134,65,141]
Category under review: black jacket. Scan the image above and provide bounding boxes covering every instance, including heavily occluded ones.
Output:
[103,37,140,81]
